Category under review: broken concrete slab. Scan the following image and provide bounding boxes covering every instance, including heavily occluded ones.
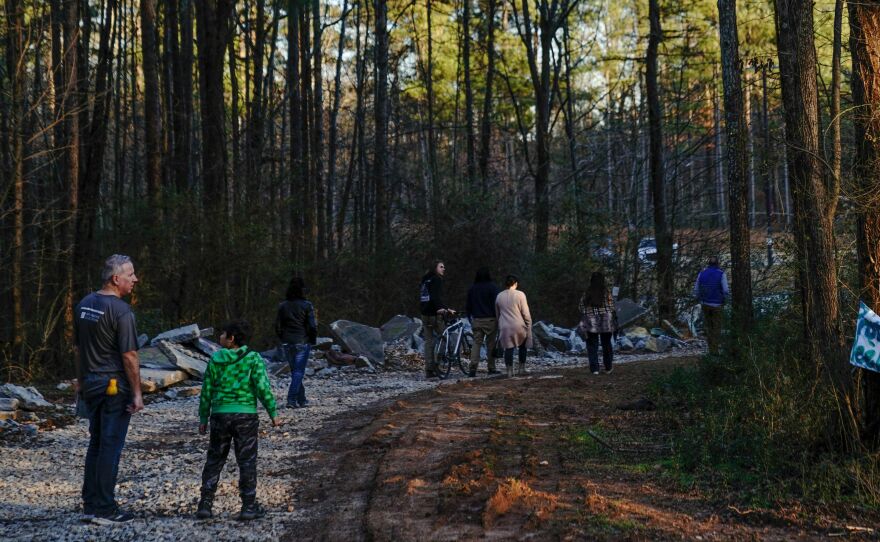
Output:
[150,324,213,346]
[0,384,53,411]
[615,298,649,329]
[191,338,222,357]
[138,346,178,370]
[533,321,571,352]
[139,368,190,393]
[330,320,385,367]
[157,341,208,379]
[0,398,20,411]
[380,315,421,343]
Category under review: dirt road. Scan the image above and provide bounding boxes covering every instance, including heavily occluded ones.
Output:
[294,358,877,541]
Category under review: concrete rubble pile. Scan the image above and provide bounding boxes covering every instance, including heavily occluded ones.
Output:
[0,384,67,437]
[136,324,220,393]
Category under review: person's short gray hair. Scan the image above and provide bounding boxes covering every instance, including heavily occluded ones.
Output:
[102,254,134,283]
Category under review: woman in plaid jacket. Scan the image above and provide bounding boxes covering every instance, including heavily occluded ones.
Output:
[578,272,618,375]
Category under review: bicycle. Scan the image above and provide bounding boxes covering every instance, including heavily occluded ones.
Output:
[434,312,474,379]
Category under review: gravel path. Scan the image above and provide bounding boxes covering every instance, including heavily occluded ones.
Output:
[0,347,701,541]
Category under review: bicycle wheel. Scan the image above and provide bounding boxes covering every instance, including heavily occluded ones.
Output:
[434,336,451,378]
[458,332,474,374]
[436,353,452,379]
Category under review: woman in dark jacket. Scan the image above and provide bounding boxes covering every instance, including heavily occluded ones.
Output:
[275,277,318,407]
[578,272,617,375]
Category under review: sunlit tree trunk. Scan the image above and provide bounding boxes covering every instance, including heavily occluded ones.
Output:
[849,0,880,445]
[718,0,754,332]
[647,0,674,323]
[775,0,847,407]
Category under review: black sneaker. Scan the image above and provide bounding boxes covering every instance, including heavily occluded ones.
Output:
[196,495,213,519]
[91,510,135,525]
[487,369,501,375]
[238,502,265,521]
[285,403,299,409]
[467,370,477,378]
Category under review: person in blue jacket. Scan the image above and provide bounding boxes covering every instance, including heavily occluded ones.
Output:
[693,256,730,354]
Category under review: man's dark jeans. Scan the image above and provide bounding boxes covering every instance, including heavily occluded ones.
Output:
[81,373,132,515]
[200,413,260,503]
[282,343,310,406]
[586,332,614,373]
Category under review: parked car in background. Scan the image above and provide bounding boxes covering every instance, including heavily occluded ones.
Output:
[637,237,678,265]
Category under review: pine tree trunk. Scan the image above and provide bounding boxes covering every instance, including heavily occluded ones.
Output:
[849,0,880,445]
[195,0,234,216]
[78,0,117,287]
[6,0,26,354]
[62,0,80,345]
[328,0,349,254]
[478,0,496,190]
[647,0,674,323]
[374,0,390,249]
[142,0,162,210]
[463,0,476,185]
[717,0,754,333]
[775,0,847,400]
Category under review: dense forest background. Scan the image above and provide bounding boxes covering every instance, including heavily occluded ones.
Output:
[0,0,869,380]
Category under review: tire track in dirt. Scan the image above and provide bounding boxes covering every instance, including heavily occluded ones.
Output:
[291,360,873,541]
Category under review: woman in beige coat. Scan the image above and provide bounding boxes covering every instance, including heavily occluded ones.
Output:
[495,274,533,377]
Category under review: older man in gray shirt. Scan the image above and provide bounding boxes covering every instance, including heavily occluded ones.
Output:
[74,254,143,525]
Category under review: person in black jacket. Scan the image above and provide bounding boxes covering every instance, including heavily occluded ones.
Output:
[419,260,450,377]
[275,277,318,408]
[466,267,501,377]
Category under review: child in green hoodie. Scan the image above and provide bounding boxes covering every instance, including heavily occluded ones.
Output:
[196,320,280,521]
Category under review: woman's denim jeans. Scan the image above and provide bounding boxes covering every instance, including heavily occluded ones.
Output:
[283,343,310,406]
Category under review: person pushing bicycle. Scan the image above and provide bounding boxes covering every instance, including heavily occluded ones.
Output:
[420,260,452,378]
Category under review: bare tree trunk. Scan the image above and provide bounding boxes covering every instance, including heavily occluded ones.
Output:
[718,0,754,332]
[562,19,580,232]
[195,0,234,216]
[761,62,775,266]
[337,0,361,251]
[247,0,267,204]
[62,0,80,345]
[288,0,303,259]
[849,0,880,445]
[374,0,390,249]
[327,0,349,254]
[478,0,496,190]
[78,0,117,284]
[775,0,847,403]
[463,0,476,185]
[6,0,25,353]
[831,0,843,187]
[312,0,326,258]
[426,0,439,237]
[647,0,674,323]
[142,0,162,209]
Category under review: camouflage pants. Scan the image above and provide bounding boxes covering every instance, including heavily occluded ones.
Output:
[200,413,259,502]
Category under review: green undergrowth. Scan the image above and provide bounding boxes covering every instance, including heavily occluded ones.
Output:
[651,313,880,509]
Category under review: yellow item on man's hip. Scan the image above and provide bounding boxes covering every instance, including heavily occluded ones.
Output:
[106,378,118,396]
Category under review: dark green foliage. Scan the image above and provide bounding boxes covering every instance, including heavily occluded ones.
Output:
[652,310,880,506]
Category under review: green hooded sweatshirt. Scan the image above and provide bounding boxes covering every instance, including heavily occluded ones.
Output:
[199,346,277,424]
